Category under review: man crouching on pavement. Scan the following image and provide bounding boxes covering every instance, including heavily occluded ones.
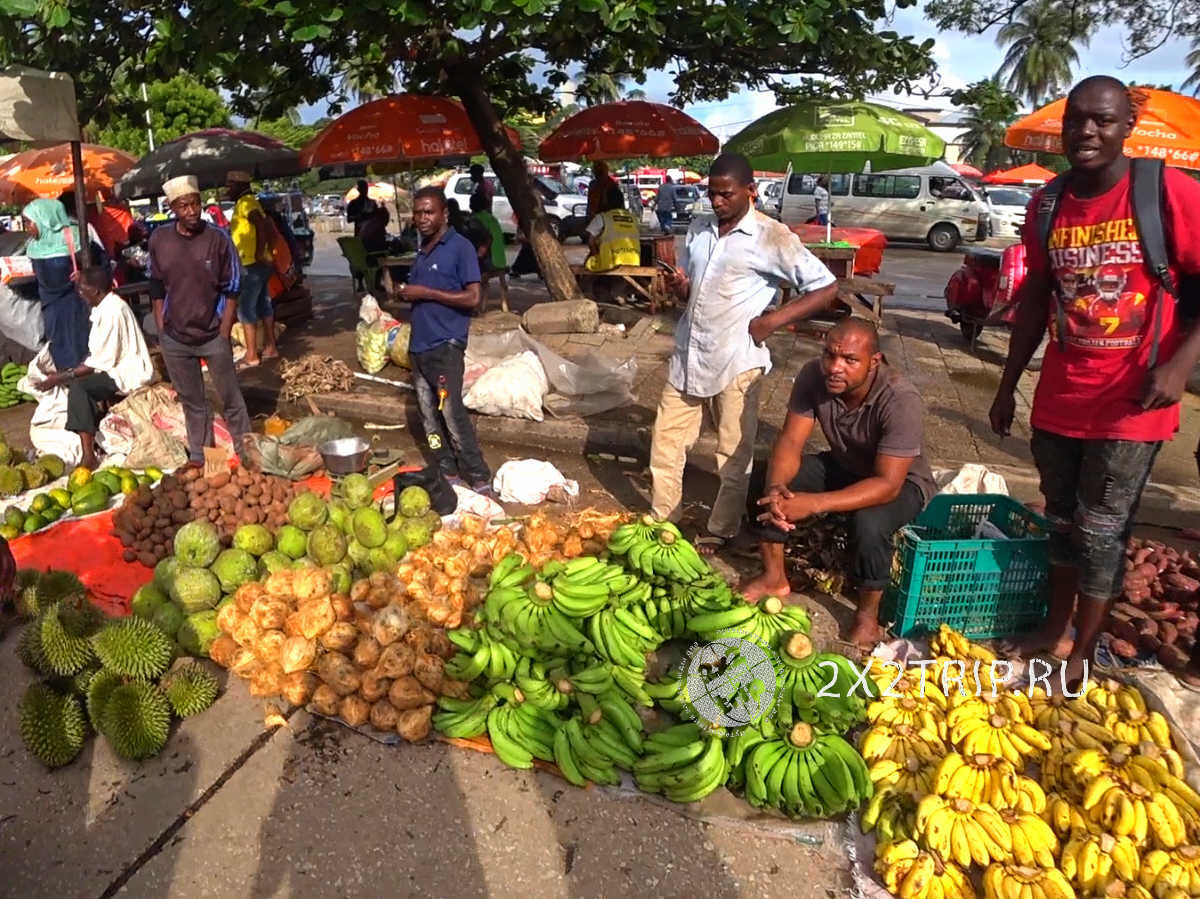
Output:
[740,318,935,649]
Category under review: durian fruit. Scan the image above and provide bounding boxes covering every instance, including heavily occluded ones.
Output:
[39,600,102,676]
[86,669,122,731]
[0,464,23,497]
[38,454,65,480]
[160,662,219,717]
[14,569,41,617]
[71,664,102,697]
[98,682,171,760]
[17,461,47,490]
[91,617,173,680]
[18,622,50,673]
[20,683,86,768]
[18,570,86,619]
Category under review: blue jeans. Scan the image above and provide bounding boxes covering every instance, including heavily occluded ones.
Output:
[409,340,491,486]
[815,212,829,226]
[237,261,273,324]
[657,211,673,232]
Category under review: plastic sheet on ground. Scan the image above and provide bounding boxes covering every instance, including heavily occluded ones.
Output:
[465,328,636,418]
[493,458,580,505]
[19,345,82,466]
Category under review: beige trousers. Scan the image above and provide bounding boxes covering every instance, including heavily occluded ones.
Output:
[649,368,764,538]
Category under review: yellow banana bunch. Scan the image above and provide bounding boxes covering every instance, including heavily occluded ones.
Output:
[865,787,920,844]
[871,664,950,712]
[1145,793,1192,851]
[930,624,973,659]
[1044,792,1096,840]
[1117,746,1200,839]
[1080,775,1151,843]
[917,794,1014,868]
[861,722,947,767]
[982,862,1076,899]
[1010,774,1049,815]
[950,711,1052,766]
[1135,741,1186,780]
[875,840,977,899]
[931,656,998,702]
[870,696,949,740]
[1103,709,1175,753]
[1031,687,1105,731]
[935,752,1014,805]
[948,692,1035,727]
[1061,832,1142,892]
[1091,882,1155,899]
[1042,737,1075,799]
[871,755,937,799]
[1082,679,1128,717]
[998,805,1060,867]
[1139,845,1200,897]
[1056,716,1118,752]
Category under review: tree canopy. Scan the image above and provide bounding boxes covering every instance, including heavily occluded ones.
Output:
[90,74,231,156]
[951,78,1020,172]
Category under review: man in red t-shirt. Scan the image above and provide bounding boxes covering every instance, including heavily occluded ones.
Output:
[990,75,1200,685]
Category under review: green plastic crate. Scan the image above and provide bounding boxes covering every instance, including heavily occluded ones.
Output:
[881,494,1050,640]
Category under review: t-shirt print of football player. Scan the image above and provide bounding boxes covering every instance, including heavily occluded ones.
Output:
[1062,263,1146,349]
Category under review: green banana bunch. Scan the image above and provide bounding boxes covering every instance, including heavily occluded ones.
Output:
[606,515,663,556]
[514,658,571,711]
[443,627,520,683]
[860,784,917,843]
[627,529,710,583]
[433,693,499,739]
[724,719,778,789]
[587,607,661,669]
[641,589,689,640]
[489,552,534,590]
[554,716,621,786]
[485,689,561,769]
[487,581,594,657]
[564,659,614,695]
[611,664,654,707]
[771,632,869,734]
[743,722,873,818]
[687,596,811,648]
[634,725,728,803]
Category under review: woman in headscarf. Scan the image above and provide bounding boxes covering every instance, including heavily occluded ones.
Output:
[21,198,91,372]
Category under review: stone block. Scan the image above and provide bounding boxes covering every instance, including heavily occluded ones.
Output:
[522,299,599,335]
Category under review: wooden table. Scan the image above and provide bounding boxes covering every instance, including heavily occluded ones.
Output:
[805,244,858,279]
[570,264,669,312]
[379,254,417,296]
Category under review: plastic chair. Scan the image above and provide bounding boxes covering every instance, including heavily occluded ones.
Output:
[336,236,381,292]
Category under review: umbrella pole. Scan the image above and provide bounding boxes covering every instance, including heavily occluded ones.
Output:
[69,140,92,267]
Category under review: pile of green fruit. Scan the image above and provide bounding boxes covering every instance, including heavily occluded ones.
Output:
[143,475,437,661]
[0,459,158,539]
[434,515,875,817]
[0,363,33,408]
[13,567,220,768]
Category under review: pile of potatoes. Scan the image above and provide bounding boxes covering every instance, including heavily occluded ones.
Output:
[1106,537,1200,670]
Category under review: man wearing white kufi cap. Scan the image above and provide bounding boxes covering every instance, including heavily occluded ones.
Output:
[148,173,252,466]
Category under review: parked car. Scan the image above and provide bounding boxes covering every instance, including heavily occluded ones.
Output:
[779,163,991,251]
[983,186,1032,241]
[443,170,588,242]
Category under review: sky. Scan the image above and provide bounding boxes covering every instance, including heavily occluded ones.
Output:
[297,6,1197,144]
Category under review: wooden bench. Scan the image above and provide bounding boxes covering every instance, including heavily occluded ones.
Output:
[779,275,895,323]
[570,264,669,313]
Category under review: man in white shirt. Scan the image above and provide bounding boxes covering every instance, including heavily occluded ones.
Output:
[31,266,154,469]
[813,176,831,226]
[649,153,839,553]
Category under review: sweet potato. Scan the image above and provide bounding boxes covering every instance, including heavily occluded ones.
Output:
[1158,643,1190,670]
[1108,617,1141,646]
[1160,621,1180,646]
[1139,631,1162,653]
[1111,638,1140,660]
[1113,602,1151,620]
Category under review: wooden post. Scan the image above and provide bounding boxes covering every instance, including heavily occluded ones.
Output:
[69,140,91,266]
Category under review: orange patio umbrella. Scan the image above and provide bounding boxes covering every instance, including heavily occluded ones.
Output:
[299,95,522,168]
[983,163,1056,184]
[538,100,718,162]
[0,142,136,206]
[1005,87,1200,170]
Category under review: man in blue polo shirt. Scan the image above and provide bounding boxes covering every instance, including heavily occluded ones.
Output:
[396,186,491,490]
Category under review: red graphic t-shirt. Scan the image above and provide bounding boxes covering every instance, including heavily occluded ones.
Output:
[1022,167,1200,441]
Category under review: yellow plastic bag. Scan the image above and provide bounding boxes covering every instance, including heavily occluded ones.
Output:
[387,322,412,369]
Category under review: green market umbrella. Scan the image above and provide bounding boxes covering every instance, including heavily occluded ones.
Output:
[724,101,946,173]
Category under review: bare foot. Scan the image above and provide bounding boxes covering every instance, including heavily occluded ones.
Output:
[1001,631,1073,660]
[738,572,791,602]
[847,617,887,650]
[1061,656,1090,694]
[694,535,726,558]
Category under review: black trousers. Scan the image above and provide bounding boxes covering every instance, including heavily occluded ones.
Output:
[408,340,491,486]
[746,452,925,590]
[64,371,120,434]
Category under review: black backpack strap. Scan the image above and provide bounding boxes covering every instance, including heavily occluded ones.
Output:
[1130,157,1177,368]
[1037,173,1072,348]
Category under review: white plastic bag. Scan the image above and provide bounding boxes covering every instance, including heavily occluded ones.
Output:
[493,459,580,505]
[463,351,548,421]
[356,294,401,373]
[0,280,45,351]
[934,463,1009,497]
[19,346,82,466]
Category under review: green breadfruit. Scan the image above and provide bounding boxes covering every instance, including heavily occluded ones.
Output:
[39,601,102,676]
[130,583,169,620]
[151,603,185,639]
[17,461,47,490]
[85,669,123,731]
[177,610,219,658]
[37,454,66,480]
[0,442,11,465]
[17,622,50,673]
[0,464,24,497]
[20,683,86,768]
[98,682,171,760]
[90,617,173,680]
[160,662,219,717]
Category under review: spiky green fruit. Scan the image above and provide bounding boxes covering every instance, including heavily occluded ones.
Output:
[90,617,173,681]
[86,669,123,731]
[160,663,219,717]
[18,622,50,673]
[39,602,100,676]
[19,569,87,619]
[99,682,171,760]
[20,683,86,768]
[14,568,41,617]
[71,664,102,697]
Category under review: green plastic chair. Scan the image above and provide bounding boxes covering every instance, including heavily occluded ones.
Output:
[336,236,382,291]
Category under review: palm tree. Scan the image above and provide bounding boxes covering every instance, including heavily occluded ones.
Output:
[572,70,626,106]
[996,0,1089,106]
[954,77,1020,171]
[625,88,647,100]
[1184,37,1200,96]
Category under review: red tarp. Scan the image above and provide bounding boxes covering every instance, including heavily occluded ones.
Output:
[788,225,887,275]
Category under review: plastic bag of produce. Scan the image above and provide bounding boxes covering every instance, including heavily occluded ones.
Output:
[356,320,390,374]
[387,322,412,369]
[463,351,548,422]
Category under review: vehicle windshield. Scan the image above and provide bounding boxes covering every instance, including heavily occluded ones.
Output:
[537,176,574,197]
[986,187,1033,208]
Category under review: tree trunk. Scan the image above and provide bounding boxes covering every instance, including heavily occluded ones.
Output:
[445,63,581,302]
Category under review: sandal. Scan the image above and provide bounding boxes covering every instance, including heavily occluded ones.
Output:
[693,534,727,557]
[236,359,261,372]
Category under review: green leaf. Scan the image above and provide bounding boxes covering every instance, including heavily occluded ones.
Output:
[0,0,39,17]
[322,8,342,21]
[274,0,296,13]
[46,4,70,27]
[291,23,324,40]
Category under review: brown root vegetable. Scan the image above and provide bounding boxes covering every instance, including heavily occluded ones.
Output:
[1111,639,1140,660]
[280,636,317,674]
[372,605,410,646]
[316,652,361,696]
[1160,621,1180,645]
[1113,602,1151,621]
[376,642,416,679]
[293,567,333,603]
[295,596,336,640]
[369,699,401,732]
[338,694,370,727]
[360,668,391,702]
[209,634,239,668]
[1139,632,1163,653]
[217,602,244,635]
[413,652,444,693]
[402,626,433,655]
[1159,643,1190,670]
[1135,618,1160,639]
[249,663,285,698]
[1108,617,1141,646]
[251,598,291,631]
[350,579,370,603]
[319,621,360,653]
[311,684,341,716]
[1136,562,1159,581]
[255,629,287,664]
[331,594,354,621]
[440,678,472,699]
[364,586,392,610]
[388,676,434,710]
[353,636,382,670]
[395,705,432,742]
[281,671,318,707]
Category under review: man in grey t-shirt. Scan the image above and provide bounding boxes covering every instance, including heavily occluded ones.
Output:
[741,318,932,649]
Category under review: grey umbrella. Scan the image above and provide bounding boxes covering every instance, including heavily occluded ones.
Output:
[116,127,303,199]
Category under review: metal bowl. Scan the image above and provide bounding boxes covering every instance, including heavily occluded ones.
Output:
[318,437,371,475]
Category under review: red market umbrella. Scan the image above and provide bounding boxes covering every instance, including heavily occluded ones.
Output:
[299,95,521,168]
[538,100,718,162]
[951,163,983,178]
[983,163,1056,185]
[116,128,302,199]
